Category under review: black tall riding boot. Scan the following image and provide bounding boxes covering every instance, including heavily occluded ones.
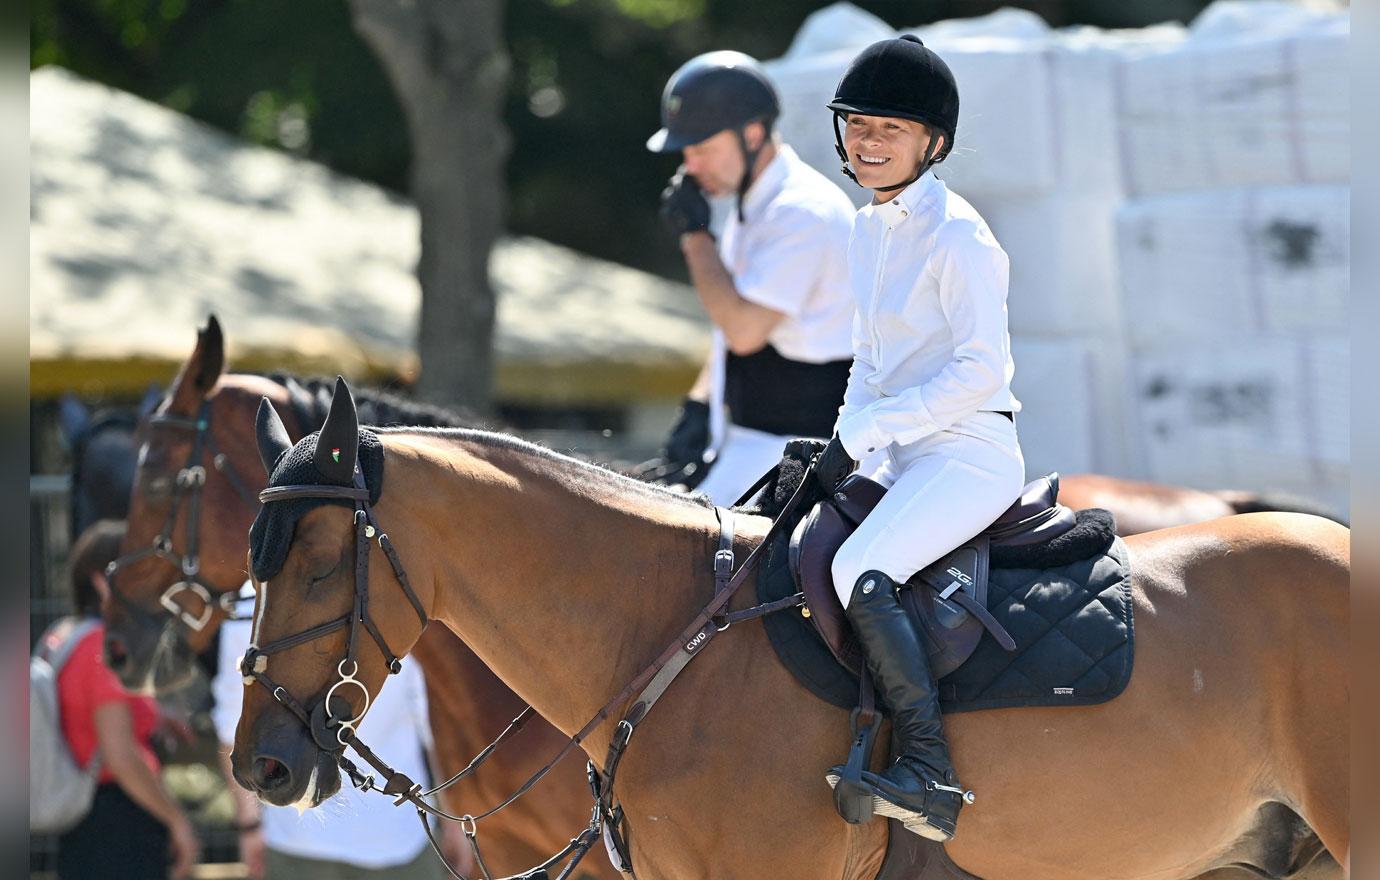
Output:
[826,570,972,841]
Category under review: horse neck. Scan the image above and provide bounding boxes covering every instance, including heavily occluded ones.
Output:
[378,431,733,745]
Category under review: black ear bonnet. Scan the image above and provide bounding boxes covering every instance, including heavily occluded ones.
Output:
[248,428,385,583]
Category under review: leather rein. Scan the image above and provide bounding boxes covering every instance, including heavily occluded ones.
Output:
[242,459,815,880]
[106,400,260,632]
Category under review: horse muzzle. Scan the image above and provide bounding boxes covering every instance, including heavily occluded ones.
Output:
[235,720,342,808]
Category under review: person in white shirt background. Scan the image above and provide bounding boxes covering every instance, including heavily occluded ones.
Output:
[213,587,463,879]
[814,35,1025,844]
[646,51,856,506]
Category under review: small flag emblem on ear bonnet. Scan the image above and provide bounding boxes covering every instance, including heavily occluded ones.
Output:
[332,448,341,463]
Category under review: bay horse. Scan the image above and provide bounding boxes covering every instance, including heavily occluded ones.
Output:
[101,317,617,879]
[233,378,1349,880]
[1057,474,1346,537]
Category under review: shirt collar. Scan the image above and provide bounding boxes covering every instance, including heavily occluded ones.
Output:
[865,171,943,228]
[739,143,795,221]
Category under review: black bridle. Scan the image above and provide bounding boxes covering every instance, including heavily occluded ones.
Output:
[243,456,816,880]
[106,400,260,632]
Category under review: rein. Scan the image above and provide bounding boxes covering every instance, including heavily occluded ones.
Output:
[106,400,260,632]
[246,457,817,880]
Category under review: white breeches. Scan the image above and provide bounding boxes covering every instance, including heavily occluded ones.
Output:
[831,411,1025,607]
[698,423,814,507]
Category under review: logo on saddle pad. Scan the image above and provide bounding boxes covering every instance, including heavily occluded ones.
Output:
[1053,687,1075,696]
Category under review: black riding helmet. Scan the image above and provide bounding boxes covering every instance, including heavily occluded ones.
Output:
[647,51,781,219]
[827,35,959,193]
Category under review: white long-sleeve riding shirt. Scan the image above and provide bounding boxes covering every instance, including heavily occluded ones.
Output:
[836,172,1020,458]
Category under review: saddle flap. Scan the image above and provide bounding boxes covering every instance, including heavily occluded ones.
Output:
[832,474,887,526]
[791,505,861,670]
[911,541,988,607]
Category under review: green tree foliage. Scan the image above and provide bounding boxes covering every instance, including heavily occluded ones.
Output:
[32,0,1211,279]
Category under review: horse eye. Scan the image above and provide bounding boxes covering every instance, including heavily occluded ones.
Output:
[306,558,343,588]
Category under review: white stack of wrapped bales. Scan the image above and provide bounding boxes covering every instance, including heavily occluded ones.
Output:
[1115,2,1349,511]
[766,1,1347,510]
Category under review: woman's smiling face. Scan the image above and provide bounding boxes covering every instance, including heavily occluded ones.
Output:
[842,113,939,197]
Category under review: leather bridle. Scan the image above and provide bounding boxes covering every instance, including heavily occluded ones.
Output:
[243,451,815,880]
[106,400,260,632]
[239,471,426,753]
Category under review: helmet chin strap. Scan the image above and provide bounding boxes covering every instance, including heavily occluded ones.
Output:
[832,113,943,195]
[832,113,859,186]
[735,127,766,223]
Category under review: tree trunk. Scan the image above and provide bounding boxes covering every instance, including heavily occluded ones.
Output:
[349,0,510,412]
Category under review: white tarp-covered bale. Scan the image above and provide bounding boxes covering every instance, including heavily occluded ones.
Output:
[1008,337,1099,477]
[1118,185,1349,345]
[1117,1,1348,196]
[1130,335,1348,510]
[29,66,709,404]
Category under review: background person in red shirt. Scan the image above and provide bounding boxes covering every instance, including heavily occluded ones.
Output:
[54,520,200,880]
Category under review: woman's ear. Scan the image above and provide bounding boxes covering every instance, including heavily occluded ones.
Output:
[745,120,767,152]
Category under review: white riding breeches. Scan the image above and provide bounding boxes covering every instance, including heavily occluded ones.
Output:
[831,411,1026,607]
[698,423,809,507]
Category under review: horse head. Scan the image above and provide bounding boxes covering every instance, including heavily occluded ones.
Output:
[233,377,433,807]
[102,315,275,692]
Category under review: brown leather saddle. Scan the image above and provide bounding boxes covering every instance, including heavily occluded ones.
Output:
[790,472,1077,679]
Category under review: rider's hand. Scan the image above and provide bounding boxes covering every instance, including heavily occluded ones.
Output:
[168,813,201,880]
[664,398,710,464]
[660,171,711,237]
[813,435,857,493]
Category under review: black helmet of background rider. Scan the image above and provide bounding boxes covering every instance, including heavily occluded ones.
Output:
[827,35,959,194]
[646,50,781,219]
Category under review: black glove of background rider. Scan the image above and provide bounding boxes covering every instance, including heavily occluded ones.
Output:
[659,171,711,237]
[664,397,711,465]
[813,435,857,493]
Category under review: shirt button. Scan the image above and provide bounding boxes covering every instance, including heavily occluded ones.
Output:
[892,200,900,206]
[901,210,909,217]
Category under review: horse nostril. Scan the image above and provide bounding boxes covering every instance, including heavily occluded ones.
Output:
[104,635,129,671]
[251,756,292,793]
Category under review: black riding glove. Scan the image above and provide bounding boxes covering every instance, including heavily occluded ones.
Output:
[659,172,711,237]
[813,435,857,493]
[664,398,711,464]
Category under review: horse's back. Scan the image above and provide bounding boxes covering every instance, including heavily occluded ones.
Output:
[939,512,1349,879]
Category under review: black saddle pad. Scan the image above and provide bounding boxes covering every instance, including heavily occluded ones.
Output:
[758,520,1135,714]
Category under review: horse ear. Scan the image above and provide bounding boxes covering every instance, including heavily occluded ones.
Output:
[256,397,293,476]
[313,376,358,483]
[166,316,226,414]
[57,393,91,450]
[197,315,225,391]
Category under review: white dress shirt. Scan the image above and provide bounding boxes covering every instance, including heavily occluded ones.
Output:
[836,172,1020,458]
[213,589,435,869]
[708,143,857,452]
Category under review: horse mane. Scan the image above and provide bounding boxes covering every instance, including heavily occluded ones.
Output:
[261,373,487,431]
[374,425,715,513]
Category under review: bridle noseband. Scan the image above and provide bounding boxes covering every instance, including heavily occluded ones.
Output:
[107,400,260,632]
